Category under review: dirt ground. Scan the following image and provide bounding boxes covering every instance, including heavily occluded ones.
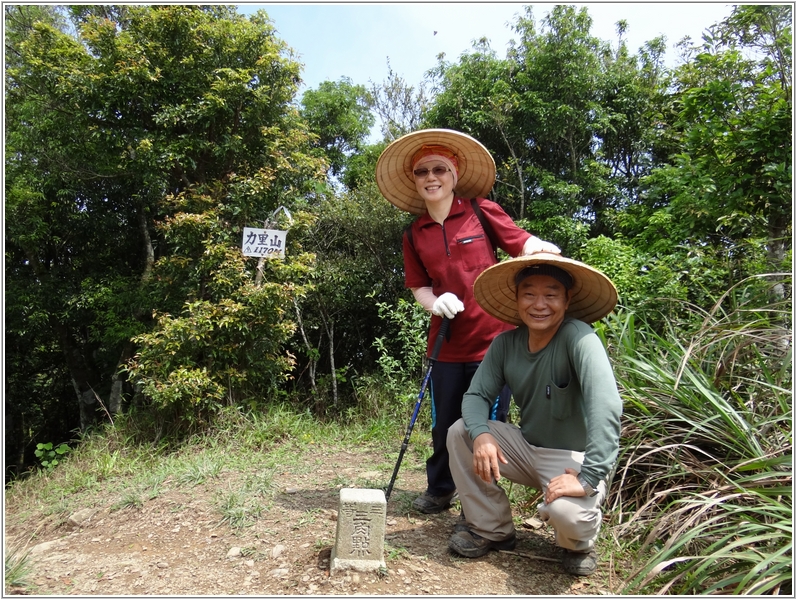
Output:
[4,445,617,597]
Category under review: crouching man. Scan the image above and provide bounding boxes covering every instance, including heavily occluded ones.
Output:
[446,253,622,576]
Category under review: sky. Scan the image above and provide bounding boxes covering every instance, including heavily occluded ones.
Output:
[238,2,736,94]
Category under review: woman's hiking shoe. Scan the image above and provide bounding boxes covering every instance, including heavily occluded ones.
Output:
[562,549,598,576]
[412,490,458,514]
[448,527,516,558]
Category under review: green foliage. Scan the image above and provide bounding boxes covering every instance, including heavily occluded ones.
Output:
[215,486,264,529]
[34,442,71,471]
[110,491,144,512]
[4,4,327,463]
[626,488,792,595]
[340,141,387,191]
[353,297,429,420]
[289,181,412,411]
[424,4,674,249]
[175,456,223,486]
[127,276,308,424]
[516,213,590,259]
[605,272,791,595]
[579,235,687,318]
[374,297,429,389]
[300,77,375,177]
[370,59,431,142]
[631,5,791,279]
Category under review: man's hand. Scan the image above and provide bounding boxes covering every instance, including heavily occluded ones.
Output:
[544,467,585,504]
[472,433,507,483]
[432,292,464,319]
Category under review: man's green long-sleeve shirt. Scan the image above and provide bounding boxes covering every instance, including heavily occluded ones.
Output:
[462,318,622,487]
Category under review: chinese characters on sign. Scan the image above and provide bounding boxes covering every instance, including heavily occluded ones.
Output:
[339,501,383,557]
[242,227,286,259]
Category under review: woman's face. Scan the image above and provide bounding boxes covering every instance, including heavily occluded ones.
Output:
[413,158,455,206]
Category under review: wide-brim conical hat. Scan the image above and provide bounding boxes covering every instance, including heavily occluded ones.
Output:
[473,253,618,325]
[376,129,496,215]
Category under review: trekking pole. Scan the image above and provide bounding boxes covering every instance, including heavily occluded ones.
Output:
[385,316,450,501]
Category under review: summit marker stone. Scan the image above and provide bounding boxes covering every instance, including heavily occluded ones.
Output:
[330,488,387,573]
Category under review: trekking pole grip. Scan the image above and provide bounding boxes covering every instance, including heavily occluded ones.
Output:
[430,316,450,363]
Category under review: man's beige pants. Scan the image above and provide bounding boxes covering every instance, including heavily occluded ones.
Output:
[447,418,606,552]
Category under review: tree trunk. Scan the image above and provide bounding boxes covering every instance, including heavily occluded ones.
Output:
[768,216,789,302]
[138,206,155,284]
[493,112,526,219]
[108,342,135,417]
[321,314,337,407]
[55,322,101,432]
[108,379,123,417]
[78,387,98,433]
[293,299,319,396]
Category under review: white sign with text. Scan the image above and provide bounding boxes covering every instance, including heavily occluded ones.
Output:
[242,227,286,259]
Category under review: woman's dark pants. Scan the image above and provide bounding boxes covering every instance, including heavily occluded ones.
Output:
[425,361,510,496]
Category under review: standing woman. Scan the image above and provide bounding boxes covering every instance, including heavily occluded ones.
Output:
[376,129,560,514]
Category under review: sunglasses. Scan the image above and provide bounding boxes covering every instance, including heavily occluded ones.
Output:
[412,166,451,179]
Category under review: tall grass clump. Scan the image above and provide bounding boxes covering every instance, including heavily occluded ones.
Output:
[600,274,792,595]
[4,547,33,592]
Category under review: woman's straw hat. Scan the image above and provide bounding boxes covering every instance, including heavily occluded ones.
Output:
[376,129,496,214]
[473,253,618,325]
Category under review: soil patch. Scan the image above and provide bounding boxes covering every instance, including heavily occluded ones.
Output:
[5,444,615,596]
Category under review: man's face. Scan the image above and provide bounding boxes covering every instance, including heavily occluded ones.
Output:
[515,274,570,338]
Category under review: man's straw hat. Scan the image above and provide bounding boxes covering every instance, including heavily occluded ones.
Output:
[376,129,496,215]
[473,253,619,325]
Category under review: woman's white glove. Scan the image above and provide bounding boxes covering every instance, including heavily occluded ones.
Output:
[522,235,561,255]
[432,292,465,319]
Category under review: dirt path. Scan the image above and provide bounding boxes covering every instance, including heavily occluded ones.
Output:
[5,445,614,596]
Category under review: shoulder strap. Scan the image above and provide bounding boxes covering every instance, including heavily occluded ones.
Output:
[470,198,499,260]
[404,223,415,252]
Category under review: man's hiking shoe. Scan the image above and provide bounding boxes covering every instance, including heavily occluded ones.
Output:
[448,527,516,558]
[562,549,598,576]
[453,511,468,533]
[412,490,458,514]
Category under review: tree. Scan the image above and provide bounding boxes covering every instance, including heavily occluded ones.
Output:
[5,5,326,470]
[510,5,626,241]
[716,4,792,98]
[4,5,69,72]
[300,77,374,179]
[425,38,528,214]
[289,179,412,413]
[369,59,431,142]
[594,31,672,223]
[629,5,791,297]
[424,6,671,252]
